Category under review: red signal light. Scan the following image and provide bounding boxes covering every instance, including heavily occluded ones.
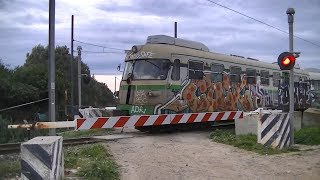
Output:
[278,52,296,70]
[281,56,295,66]
[282,58,290,65]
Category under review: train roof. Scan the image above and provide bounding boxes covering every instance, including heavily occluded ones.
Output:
[126,35,309,76]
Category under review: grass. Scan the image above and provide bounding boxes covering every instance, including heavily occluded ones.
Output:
[0,144,119,179]
[58,128,113,139]
[295,127,320,145]
[0,161,20,178]
[64,144,119,180]
[210,129,298,155]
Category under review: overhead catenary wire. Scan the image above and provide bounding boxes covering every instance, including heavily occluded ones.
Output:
[0,98,49,112]
[80,50,125,54]
[74,39,126,51]
[205,0,320,48]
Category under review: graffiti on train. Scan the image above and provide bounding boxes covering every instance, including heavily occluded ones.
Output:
[278,81,312,110]
[156,72,262,113]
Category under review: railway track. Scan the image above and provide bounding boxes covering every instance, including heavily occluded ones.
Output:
[1,123,235,154]
[0,137,104,155]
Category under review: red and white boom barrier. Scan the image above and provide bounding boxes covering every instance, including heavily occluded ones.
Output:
[8,111,243,130]
[76,111,243,130]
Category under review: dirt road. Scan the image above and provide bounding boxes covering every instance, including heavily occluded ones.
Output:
[105,130,320,180]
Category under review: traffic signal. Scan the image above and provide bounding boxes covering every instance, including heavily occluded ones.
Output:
[277,52,296,70]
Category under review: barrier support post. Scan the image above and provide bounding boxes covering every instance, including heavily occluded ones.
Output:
[21,136,63,180]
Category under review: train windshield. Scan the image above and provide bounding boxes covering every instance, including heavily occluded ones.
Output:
[123,59,171,80]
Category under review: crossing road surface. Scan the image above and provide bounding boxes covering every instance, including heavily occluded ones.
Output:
[105,130,320,180]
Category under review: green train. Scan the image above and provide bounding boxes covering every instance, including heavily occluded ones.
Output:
[113,35,311,117]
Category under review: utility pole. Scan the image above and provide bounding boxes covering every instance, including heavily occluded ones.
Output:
[77,46,82,109]
[48,0,56,136]
[114,76,116,93]
[70,15,74,114]
[287,8,295,145]
[174,22,177,38]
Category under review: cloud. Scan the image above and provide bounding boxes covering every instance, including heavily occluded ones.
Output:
[0,0,319,73]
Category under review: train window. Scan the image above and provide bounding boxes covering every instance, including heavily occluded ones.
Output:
[230,66,241,83]
[273,72,281,87]
[246,69,256,84]
[132,59,171,80]
[188,61,204,79]
[211,63,224,82]
[171,59,180,81]
[260,70,269,85]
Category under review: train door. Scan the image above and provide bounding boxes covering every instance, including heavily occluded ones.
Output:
[171,54,187,84]
[168,55,183,102]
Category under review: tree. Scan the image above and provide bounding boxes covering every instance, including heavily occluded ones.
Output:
[0,44,116,122]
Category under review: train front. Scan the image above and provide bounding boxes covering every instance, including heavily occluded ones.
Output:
[114,45,172,116]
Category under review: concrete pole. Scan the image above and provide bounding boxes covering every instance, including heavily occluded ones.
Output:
[48,0,56,136]
[174,22,177,38]
[287,8,295,145]
[114,76,116,93]
[77,46,82,109]
[70,15,74,113]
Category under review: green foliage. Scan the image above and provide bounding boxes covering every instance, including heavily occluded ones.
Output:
[0,144,119,179]
[210,129,298,155]
[59,129,113,139]
[64,144,119,180]
[0,44,116,143]
[0,160,20,178]
[295,127,320,145]
[0,115,25,143]
[78,159,119,180]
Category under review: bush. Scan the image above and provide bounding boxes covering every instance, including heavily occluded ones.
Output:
[295,127,320,145]
[0,115,25,143]
[210,129,298,155]
[65,144,119,180]
[0,161,20,178]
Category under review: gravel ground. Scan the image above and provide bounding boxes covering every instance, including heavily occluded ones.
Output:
[105,130,320,180]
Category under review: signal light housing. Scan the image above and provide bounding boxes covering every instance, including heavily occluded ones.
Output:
[277,52,296,70]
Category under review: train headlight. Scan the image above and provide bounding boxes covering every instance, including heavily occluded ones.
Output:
[132,46,138,53]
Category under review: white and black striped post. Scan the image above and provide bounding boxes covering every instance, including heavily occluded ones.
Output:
[21,136,63,180]
[258,113,292,149]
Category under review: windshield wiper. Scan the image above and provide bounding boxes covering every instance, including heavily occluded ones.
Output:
[145,60,161,70]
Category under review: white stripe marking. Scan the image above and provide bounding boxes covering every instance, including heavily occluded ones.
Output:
[208,112,218,122]
[194,113,205,122]
[179,113,191,124]
[234,111,243,119]
[260,117,282,145]
[221,112,231,120]
[162,115,172,125]
[102,117,118,128]
[285,137,291,147]
[144,115,158,126]
[50,141,58,179]
[280,120,291,149]
[124,116,139,128]
[261,113,278,131]
[79,118,96,130]
[274,114,289,147]
[22,146,48,178]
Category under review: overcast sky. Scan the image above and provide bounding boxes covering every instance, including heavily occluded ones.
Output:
[0,0,319,76]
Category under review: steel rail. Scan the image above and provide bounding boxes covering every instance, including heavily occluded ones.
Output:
[0,137,104,155]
